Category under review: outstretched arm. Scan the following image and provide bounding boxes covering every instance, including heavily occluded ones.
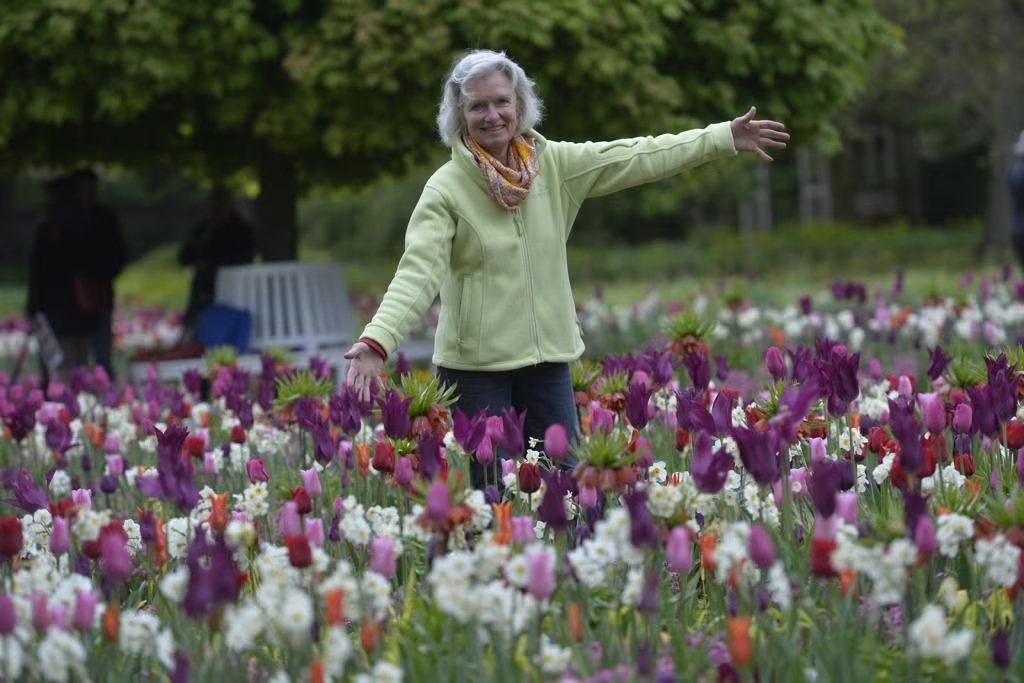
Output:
[730,107,790,162]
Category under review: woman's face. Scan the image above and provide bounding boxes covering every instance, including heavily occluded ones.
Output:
[462,72,518,160]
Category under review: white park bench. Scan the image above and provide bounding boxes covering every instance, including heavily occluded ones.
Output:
[128,261,433,384]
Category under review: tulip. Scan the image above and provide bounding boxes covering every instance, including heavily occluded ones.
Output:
[0,593,16,634]
[511,516,534,545]
[279,501,302,537]
[50,516,70,556]
[809,437,827,465]
[809,537,837,577]
[425,482,450,523]
[71,488,92,509]
[991,629,1012,669]
[103,433,120,453]
[0,516,23,559]
[834,491,858,525]
[589,406,616,434]
[666,526,692,573]
[99,528,133,581]
[371,441,396,474]
[394,456,414,487]
[32,591,50,632]
[914,516,937,556]
[747,524,776,568]
[202,452,218,474]
[285,534,312,568]
[246,458,269,483]
[918,392,946,434]
[578,486,598,508]
[952,403,973,433]
[525,545,555,600]
[476,436,495,466]
[291,486,313,515]
[518,463,542,495]
[369,537,396,577]
[544,424,570,462]
[104,454,125,478]
[764,346,787,382]
[300,468,322,498]
[71,590,99,631]
[304,517,325,547]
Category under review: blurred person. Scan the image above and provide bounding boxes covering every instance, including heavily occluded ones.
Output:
[345,49,789,489]
[1011,131,1024,273]
[178,185,256,340]
[25,174,99,383]
[73,168,128,379]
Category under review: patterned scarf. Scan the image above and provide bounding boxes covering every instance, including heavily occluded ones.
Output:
[464,134,540,210]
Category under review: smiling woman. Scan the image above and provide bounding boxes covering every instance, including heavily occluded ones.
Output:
[344,48,790,490]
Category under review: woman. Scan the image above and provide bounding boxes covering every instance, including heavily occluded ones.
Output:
[345,49,789,489]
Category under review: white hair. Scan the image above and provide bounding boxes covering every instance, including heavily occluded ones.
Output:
[436,49,544,148]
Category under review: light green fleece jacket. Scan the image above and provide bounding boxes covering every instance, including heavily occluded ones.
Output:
[361,122,736,371]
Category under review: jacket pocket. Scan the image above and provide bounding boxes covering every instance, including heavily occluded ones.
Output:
[455,274,481,358]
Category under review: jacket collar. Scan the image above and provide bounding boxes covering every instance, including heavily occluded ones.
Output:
[451,130,548,184]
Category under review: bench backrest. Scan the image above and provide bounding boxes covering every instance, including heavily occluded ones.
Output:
[214,261,356,354]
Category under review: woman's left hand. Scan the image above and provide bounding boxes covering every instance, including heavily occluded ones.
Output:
[731,107,790,161]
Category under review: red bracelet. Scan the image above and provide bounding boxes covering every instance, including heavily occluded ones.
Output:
[359,337,388,361]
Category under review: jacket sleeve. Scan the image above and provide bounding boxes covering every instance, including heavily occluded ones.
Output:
[359,186,456,356]
[556,122,736,204]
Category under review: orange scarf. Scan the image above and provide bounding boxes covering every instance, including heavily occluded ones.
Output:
[464,135,540,210]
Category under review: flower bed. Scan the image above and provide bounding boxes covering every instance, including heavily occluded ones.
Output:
[0,274,1023,681]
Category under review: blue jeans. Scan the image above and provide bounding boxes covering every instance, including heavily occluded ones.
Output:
[437,363,580,489]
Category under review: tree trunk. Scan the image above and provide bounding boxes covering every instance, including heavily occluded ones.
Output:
[256,146,299,262]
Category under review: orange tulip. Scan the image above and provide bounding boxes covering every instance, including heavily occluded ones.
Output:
[839,567,858,596]
[152,516,168,566]
[492,502,512,545]
[207,492,229,531]
[361,620,382,653]
[310,659,324,683]
[726,615,753,666]
[102,601,119,642]
[356,443,370,476]
[699,532,717,572]
[567,602,583,642]
[324,588,345,626]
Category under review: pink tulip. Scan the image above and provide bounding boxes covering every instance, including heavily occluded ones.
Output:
[476,436,494,466]
[71,590,99,631]
[99,531,133,581]
[578,486,598,508]
[952,403,973,433]
[544,424,569,462]
[32,592,50,632]
[49,516,70,556]
[835,491,858,525]
[304,517,325,547]
[809,437,827,465]
[279,501,302,537]
[394,456,414,487]
[0,593,16,634]
[525,546,555,600]
[71,488,92,509]
[104,454,125,478]
[300,468,322,498]
[748,524,776,569]
[102,433,120,453]
[666,526,692,573]
[918,392,946,434]
[914,516,937,556]
[511,516,534,544]
[246,458,269,483]
[425,482,450,523]
[369,537,396,577]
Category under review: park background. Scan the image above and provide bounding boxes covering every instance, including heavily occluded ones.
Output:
[1,0,1023,351]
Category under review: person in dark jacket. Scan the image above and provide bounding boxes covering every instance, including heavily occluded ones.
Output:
[178,186,256,338]
[1011,131,1024,272]
[25,174,99,382]
[74,168,128,379]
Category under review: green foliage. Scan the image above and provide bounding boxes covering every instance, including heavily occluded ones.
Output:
[274,368,334,405]
[395,372,458,416]
[944,356,986,389]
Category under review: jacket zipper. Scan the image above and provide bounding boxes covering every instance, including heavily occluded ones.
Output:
[513,207,541,358]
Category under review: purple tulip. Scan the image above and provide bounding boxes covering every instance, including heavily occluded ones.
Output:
[991,629,1012,669]
[623,489,659,550]
[500,408,527,456]
[380,389,412,439]
[511,516,534,544]
[731,425,781,485]
[690,431,733,494]
[246,458,269,483]
[0,593,15,634]
[748,524,776,568]
[32,591,49,632]
[927,346,952,381]
[578,486,598,508]
[624,382,653,431]
[369,537,396,577]
[809,437,827,465]
[914,516,937,556]
[99,531,133,581]
[394,456,414,487]
[952,403,973,434]
[453,408,488,454]
[834,491,858,525]
[589,405,616,434]
[104,455,125,478]
[764,346,787,381]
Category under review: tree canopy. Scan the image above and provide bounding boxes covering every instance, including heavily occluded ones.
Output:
[0,0,898,259]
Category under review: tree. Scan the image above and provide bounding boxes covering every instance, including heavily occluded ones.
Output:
[0,0,897,260]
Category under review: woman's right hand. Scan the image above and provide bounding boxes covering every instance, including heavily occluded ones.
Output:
[344,341,384,404]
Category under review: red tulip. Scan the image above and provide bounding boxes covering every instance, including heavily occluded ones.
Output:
[0,517,24,559]
[518,463,542,495]
[285,534,312,568]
